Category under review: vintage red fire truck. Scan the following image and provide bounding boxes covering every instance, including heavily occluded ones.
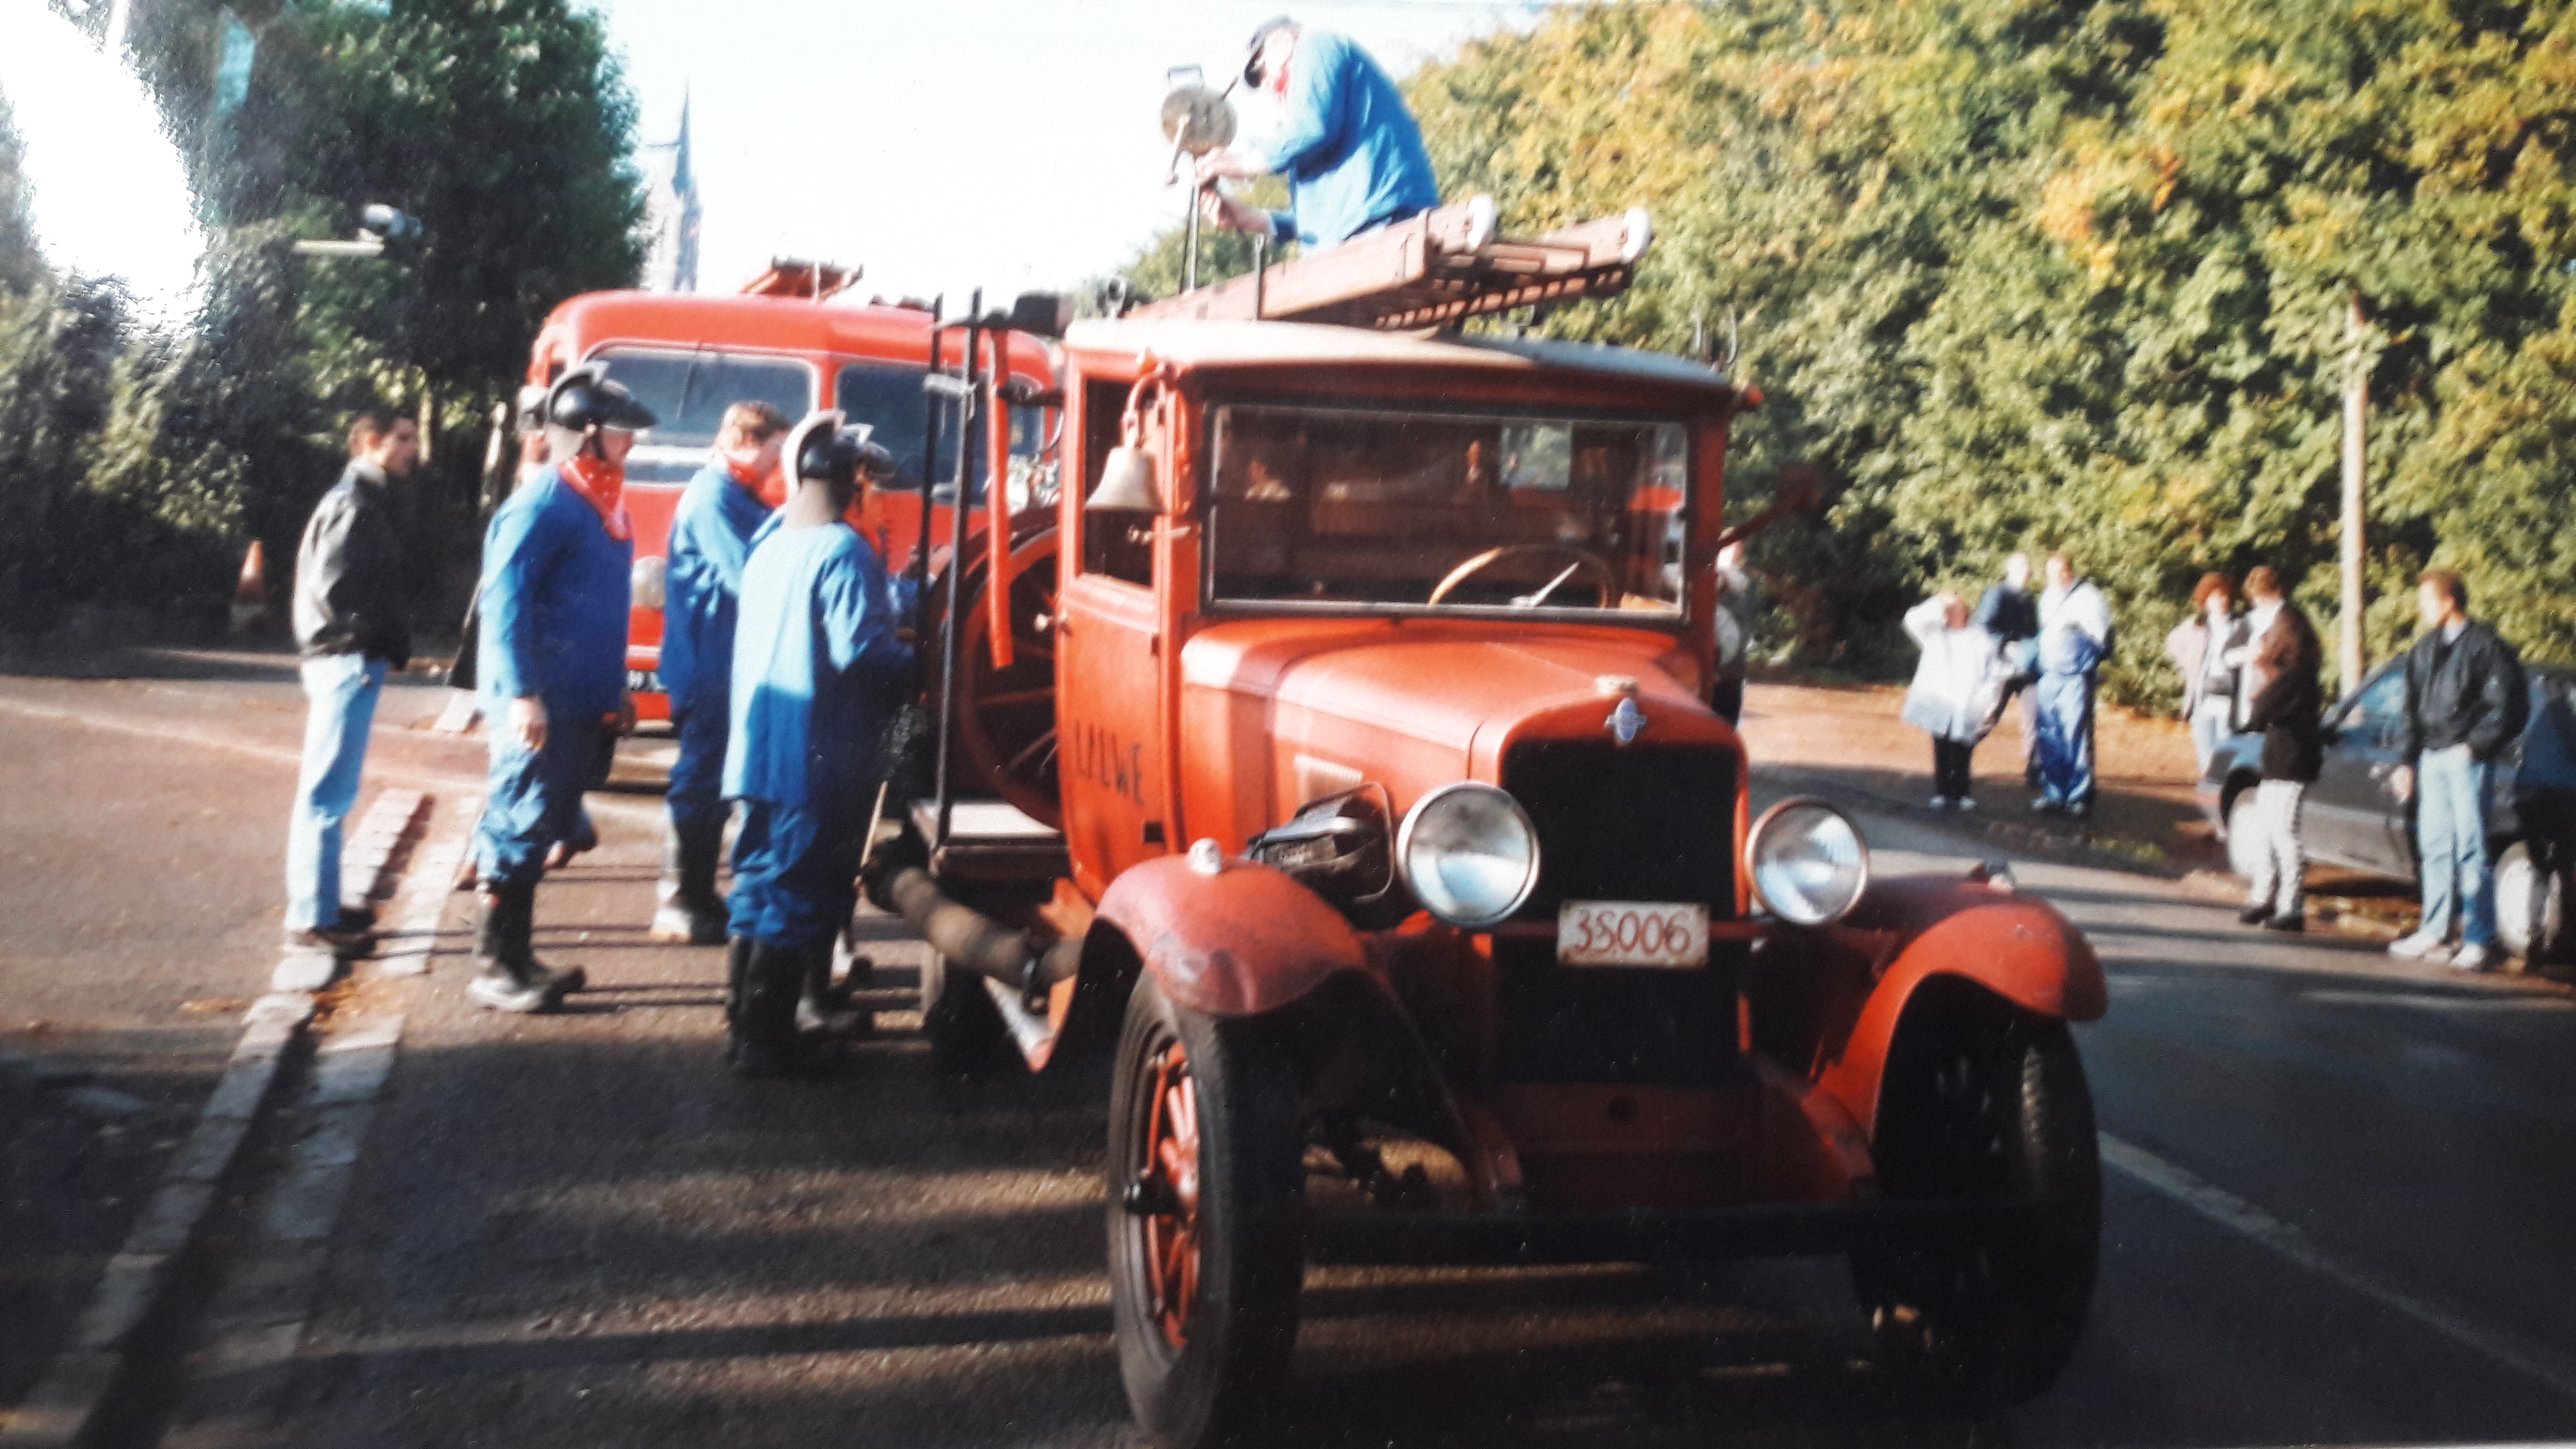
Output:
[866,205,2107,1448]
[520,263,1058,721]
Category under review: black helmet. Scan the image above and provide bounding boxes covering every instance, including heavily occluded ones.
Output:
[785,410,897,491]
[545,362,657,433]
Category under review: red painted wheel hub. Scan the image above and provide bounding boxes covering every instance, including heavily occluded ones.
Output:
[1139,1039,1201,1349]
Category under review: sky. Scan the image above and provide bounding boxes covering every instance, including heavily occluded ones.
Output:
[594,0,1551,302]
[0,0,1546,317]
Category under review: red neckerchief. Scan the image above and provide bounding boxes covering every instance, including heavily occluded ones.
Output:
[725,456,764,491]
[557,454,633,542]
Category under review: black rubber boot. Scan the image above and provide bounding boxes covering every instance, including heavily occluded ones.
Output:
[723,935,753,1043]
[468,884,562,1014]
[729,942,807,1078]
[796,944,872,1040]
[650,822,728,945]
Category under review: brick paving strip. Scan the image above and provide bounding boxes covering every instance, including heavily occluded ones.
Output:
[0,790,439,1449]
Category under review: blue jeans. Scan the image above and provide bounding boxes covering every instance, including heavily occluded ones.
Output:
[2189,696,2235,774]
[286,653,388,932]
[2416,744,2494,946]
[2034,671,2097,807]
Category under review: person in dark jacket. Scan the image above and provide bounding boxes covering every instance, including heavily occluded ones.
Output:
[721,412,913,1075]
[283,411,416,954]
[2232,568,2320,933]
[650,400,788,945]
[2388,569,2530,970]
[1973,552,2041,778]
[466,364,654,1013]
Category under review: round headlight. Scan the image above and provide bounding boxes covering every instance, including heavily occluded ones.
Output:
[1745,798,1870,925]
[1397,782,1541,929]
[631,555,667,611]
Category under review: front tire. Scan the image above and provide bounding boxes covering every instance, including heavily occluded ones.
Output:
[2492,841,2568,966]
[1852,987,2100,1413]
[1107,978,1305,1449]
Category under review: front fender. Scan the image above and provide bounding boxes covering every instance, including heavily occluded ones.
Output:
[1095,855,1370,1018]
[1810,876,2106,1138]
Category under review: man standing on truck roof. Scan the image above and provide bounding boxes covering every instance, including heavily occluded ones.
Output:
[282,409,417,956]
[1196,16,1442,253]
[465,363,653,1013]
[651,400,789,945]
[721,412,914,1076]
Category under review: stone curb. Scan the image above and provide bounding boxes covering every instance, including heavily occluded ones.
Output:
[0,992,313,1448]
[271,789,431,995]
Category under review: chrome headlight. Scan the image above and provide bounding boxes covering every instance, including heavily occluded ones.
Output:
[1745,798,1870,925]
[1396,782,1540,929]
[630,555,667,611]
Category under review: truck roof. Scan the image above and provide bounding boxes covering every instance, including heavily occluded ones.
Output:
[532,290,1055,378]
[1062,319,1739,398]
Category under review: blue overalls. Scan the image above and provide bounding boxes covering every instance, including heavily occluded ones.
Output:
[2034,593,2109,809]
[472,468,633,886]
[722,519,914,949]
[660,462,771,831]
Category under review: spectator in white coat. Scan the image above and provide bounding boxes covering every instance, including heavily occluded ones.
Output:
[1903,591,2003,811]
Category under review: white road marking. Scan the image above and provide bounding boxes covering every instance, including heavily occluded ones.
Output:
[2100,1134,2576,1404]
[2300,988,2573,1013]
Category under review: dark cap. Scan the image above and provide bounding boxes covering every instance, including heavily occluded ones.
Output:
[1244,15,1297,86]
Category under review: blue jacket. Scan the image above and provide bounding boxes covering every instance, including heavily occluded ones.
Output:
[476,467,633,723]
[723,519,915,809]
[658,462,771,711]
[1257,30,1441,250]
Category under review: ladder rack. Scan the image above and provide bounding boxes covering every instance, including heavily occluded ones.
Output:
[1130,201,1651,331]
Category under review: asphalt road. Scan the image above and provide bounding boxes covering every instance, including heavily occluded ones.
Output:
[7,661,2575,1447]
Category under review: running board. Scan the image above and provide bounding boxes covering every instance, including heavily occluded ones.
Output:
[1307,1197,2043,1266]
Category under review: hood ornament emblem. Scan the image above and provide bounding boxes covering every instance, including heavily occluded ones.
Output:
[1605,696,1647,746]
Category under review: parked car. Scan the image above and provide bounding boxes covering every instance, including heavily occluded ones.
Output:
[2197,658,2576,962]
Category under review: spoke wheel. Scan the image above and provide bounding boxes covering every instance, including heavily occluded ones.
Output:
[1108,978,1304,1449]
[949,529,1061,828]
[1852,985,2100,1413]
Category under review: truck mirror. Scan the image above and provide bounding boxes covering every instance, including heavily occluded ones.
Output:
[1007,291,1074,339]
[1086,446,1162,514]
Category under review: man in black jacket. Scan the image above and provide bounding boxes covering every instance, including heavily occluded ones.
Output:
[2232,567,2321,933]
[283,411,416,954]
[2388,569,2529,970]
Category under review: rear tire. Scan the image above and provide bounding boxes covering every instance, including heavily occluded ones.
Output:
[2225,788,2266,884]
[2492,841,2569,966]
[1852,988,2100,1414]
[1108,978,1305,1449]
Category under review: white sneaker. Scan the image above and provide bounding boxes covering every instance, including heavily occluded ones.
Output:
[1956,797,1978,813]
[1928,796,1953,812]
[2450,942,2497,972]
[2388,932,2449,961]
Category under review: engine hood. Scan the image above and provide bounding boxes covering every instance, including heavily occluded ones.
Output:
[1179,617,1734,840]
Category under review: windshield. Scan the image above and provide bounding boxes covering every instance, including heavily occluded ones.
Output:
[593,347,813,484]
[837,361,1044,501]
[1206,403,1689,614]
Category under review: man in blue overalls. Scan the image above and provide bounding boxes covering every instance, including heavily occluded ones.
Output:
[2032,551,2113,818]
[722,412,913,1075]
[1196,17,1442,251]
[467,363,653,1013]
[650,400,789,945]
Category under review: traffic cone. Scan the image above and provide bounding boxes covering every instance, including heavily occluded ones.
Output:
[229,540,267,635]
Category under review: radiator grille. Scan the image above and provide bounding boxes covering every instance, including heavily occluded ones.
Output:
[1490,741,1741,1085]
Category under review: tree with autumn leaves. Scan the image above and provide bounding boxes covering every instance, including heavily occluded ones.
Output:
[1132,0,2576,699]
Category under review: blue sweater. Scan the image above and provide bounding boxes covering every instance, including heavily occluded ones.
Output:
[723,520,915,809]
[476,467,633,723]
[658,462,771,711]
[1257,30,1441,250]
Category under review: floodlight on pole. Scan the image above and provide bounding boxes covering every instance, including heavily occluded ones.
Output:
[291,203,421,259]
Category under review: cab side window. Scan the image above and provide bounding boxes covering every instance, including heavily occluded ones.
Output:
[1079,379,1153,587]
[2341,669,2408,750]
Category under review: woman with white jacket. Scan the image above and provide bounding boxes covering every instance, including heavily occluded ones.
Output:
[1903,592,2004,811]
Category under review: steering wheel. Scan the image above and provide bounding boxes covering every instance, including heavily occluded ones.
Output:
[1427,544,1619,608]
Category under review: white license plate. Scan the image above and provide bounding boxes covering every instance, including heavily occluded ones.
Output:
[1557,900,1709,968]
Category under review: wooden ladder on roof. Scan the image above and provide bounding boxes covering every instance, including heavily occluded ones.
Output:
[1128,199,1652,330]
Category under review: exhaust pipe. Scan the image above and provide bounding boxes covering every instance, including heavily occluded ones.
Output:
[887,867,1082,1003]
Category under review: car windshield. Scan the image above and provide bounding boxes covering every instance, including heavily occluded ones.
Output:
[1206,403,1689,614]
[837,361,1043,500]
[593,347,813,483]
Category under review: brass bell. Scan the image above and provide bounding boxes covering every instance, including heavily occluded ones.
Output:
[1086,446,1162,514]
